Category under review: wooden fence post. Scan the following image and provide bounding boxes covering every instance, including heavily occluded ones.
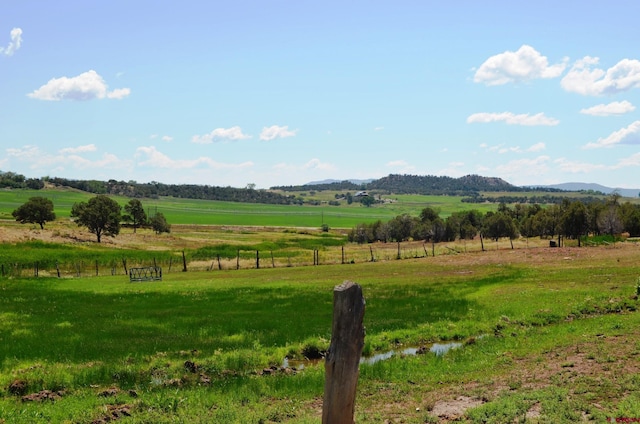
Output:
[182,250,187,272]
[322,281,366,424]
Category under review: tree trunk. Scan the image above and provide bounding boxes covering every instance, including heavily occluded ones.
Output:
[322,281,365,424]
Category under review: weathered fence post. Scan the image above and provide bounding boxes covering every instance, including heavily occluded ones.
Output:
[256,250,260,269]
[182,250,187,272]
[322,281,366,424]
[341,246,345,264]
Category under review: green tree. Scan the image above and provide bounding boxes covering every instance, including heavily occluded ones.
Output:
[560,200,588,246]
[150,212,171,234]
[482,212,519,243]
[12,196,56,229]
[70,195,122,242]
[360,195,375,207]
[123,199,147,233]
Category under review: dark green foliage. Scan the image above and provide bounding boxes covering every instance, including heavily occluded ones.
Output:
[12,196,56,229]
[70,195,122,242]
[150,212,171,234]
[482,212,519,241]
[123,198,147,233]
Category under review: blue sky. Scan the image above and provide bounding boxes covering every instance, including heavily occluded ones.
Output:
[2,1,640,189]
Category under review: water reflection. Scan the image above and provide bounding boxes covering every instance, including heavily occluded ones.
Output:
[283,340,465,370]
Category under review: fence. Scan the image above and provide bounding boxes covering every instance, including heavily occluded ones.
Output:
[0,237,563,279]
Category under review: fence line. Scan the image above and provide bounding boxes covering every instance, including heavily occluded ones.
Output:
[0,237,564,279]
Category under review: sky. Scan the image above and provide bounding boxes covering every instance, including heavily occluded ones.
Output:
[2,1,640,190]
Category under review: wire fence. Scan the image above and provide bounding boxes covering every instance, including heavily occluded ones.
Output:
[0,237,562,280]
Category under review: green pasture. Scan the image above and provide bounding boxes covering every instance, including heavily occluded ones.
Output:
[1,246,640,422]
[0,189,497,228]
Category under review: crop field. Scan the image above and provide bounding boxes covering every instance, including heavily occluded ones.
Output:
[1,220,640,422]
[0,188,497,228]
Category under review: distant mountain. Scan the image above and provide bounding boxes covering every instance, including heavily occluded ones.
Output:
[305,178,373,186]
[366,174,523,195]
[534,183,640,198]
[275,174,528,195]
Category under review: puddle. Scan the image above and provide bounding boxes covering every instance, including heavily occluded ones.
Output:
[283,340,465,370]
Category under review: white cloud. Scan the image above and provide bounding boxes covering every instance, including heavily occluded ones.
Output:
[583,120,640,149]
[561,57,640,96]
[0,28,22,56]
[135,146,253,170]
[27,70,131,101]
[386,159,416,173]
[580,100,636,116]
[161,136,173,142]
[482,142,546,154]
[613,152,640,169]
[554,158,607,173]
[467,112,559,126]
[474,45,567,86]
[303,158,335,171]
[259,125,297,141]
[58,144,97,154]
[191,126,251,144]
[6,144,129,172]
[374,126,384,131]
[527,142,546,152]
[495,156,551,177]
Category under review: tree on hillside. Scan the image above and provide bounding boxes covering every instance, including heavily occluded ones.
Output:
[482,212,519,246]
[123,199,147,233]
[70,195,122,243]
[150,212,171,234]
[561,201,588,246]
[12,196,56,229]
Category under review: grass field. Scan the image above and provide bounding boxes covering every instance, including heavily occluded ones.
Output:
[0,188,499,228]
[1,239,640,422]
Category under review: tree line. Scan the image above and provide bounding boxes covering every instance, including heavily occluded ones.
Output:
[12,195,171,242]
[274,174,569,196]
[348,195,640,247]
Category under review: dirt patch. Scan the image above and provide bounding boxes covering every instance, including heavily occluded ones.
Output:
[431,396,484,420]
[91,404,132,424]
[21,390,65,402]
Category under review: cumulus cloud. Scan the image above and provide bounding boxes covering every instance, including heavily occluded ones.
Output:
[580,100,636,116]
[583,120,640,149]
[135,146,253,170]
[58,144,97,154]
[161,136,173,142]
[191,126,251,144]
[561,57,640,96]
[613,152,640,169]
[554,158,607,173]
[495,156,551,176]
[259,125,297,141]
[0,27,22,56]
[467,112,559,126]
[6,144,128,172]
[28,70,131,101]
[527,142,546,152]
[474,45,567,86]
